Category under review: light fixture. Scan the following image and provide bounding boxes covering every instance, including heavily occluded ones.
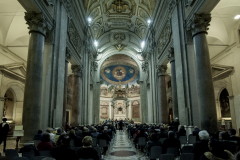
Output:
[147,19,151,26]
[88,17,92,26]
[234,15,240,19]
[94,40,98,47]
[141,41,145,49]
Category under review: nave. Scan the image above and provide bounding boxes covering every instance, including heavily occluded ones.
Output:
[105,130,146,160]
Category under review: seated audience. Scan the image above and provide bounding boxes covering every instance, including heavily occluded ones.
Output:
[200,138,234,160]
[162,131,181,154]
[33,130,43,140]
[177,125,186,139]
[219,131,238,154]
[147,133,162,158]
[192,126,200,141]
[46,128,55,143]
[75,127,82,137]
[91,128,99,138]
[77,136,100,160]
[37,133,53,151]
[192,130,210,160]
[52,135,77,160]
[97,128,111,154]
[82,128,93,138]
[157,126,168,139]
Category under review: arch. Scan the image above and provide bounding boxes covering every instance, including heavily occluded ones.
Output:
[96,51,143,81]
[0,81,24,102]
[219,88,231,118]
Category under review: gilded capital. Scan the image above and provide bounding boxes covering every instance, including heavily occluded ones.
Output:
[190,13,211,37]
[156,65,167,76]
[25,12,48,36]
[168,47,175,62]
[71,65,83,77]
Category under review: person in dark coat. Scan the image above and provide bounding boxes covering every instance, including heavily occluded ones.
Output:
[0,118,9,152]
[97,129,111,154]
[192,130,210,160]
[171,117,179,132]
[200,139,234,160]
[157,127,168,139]
[219,131,238,154]
[119,120,123,131]
[177,125,186,139]
[52,135,77,160]
[147,133,162,160]
[77,136,100,160]
[162,131,181,154]
[33,130,43,141]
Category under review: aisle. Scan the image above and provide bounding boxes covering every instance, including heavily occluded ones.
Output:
[104,130,147,160]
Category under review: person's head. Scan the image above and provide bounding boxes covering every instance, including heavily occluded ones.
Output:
[198,130,209,140]
[208,138,224,153]
[62,135,71,145]
[93,128,97,133]
[2,118,7,122]
[82,136,92,147]
[228,129,236,136]
[41,133,50,142]
[84,128,89,133]
[46,128,52,134]
[179,125,185,130]
[103,128,108,133]
[37,130,43,134]
[69,129,75,135]
[57,128,62,134]
[219,131,230,140]
[168,131,175,138]
[104,126,108,129]
[150,133,158,141]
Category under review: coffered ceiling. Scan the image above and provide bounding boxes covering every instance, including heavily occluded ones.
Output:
[84,0,156,40]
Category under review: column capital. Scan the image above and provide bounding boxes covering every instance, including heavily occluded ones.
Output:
[168,47,175,62]
[156,65,167,76]
[71,65,83,77]
[189,13,211,37]
[25,12,50,36]
[66,47,71,62]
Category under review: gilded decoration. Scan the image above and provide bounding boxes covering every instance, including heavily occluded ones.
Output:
[112,66,127,81]
[68,20,82,55]
[157,21,172,58]
[103,0,136,17]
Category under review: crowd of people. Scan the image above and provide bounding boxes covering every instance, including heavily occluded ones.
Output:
[127,121,240,160]
[1,117,240,160]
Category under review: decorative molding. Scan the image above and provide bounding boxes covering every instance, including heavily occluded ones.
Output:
[113,44,126,51]
[142,61,149,72]
[68,19,82,55]
[25,12,52,36]
[168,47,175,62]
[66,47,71,61]
[43,0,54,6]
[71,65,83,77]
[156,65,167,76]
[157,20,172,58]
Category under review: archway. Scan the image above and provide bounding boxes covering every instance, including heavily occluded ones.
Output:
[99,54,141,122]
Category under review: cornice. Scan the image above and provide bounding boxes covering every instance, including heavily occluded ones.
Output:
[0,66,25,83]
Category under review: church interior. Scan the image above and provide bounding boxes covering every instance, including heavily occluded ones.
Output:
[1,0,240,159]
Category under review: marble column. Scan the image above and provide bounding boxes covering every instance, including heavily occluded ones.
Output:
[190,14,218,133]
[22,12,48,143]
[71,65,83,126]
[62,48,71,126]
[157,65,168,124]
[0,97,4,119]
[168,48,179,119]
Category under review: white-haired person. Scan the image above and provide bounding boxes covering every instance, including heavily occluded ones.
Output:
[192,130,210,160]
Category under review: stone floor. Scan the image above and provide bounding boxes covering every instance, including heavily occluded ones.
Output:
[0,137,16,155]
[104,130,148,160]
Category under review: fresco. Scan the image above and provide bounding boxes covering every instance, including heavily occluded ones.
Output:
[100,64,140,98]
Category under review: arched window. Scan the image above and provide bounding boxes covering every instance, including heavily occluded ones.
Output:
[220,89,231,118]
[132,100,140,118]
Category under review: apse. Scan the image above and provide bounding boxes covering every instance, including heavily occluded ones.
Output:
[99,54,141,122]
